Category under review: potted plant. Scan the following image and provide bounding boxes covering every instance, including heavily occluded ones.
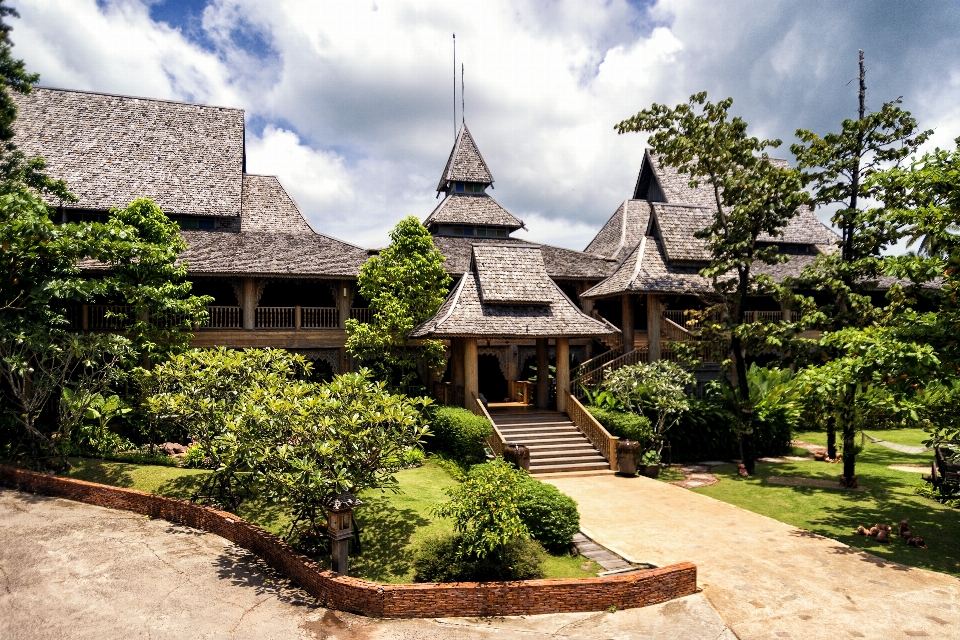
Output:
[639,450,661,478]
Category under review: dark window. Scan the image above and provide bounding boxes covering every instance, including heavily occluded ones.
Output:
[453,227,463,235]
[455,183,465,192]
[463,227,474,236]
[472,184,484,193]
[496,229,506,237]
[198,219,215,230]
[477,227,487,237]
[178,219,199,230]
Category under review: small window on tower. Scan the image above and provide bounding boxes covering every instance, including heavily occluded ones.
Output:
[496,229,506,237]
[463,227,474,236]
[453,227,463,235]
[472,184,482,193]
[477,227,487,237]
[455,183,465,192]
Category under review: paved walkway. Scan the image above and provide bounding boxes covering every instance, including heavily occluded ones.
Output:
[0,487,732,639]
[545,474,960,640]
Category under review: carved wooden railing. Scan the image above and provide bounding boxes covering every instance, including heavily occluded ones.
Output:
[255,306,295,329]
[571,348,648,400]
[662,309,707,331]
[205,306,241,329]
[662,316,694,343]
[508,380,535,405]
[350,307,372,323]
[565,392,618,471]
[473,392,506,458]
[301,306,339,328]
[744,310,783,323]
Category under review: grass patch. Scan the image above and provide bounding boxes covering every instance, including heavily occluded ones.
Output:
[862,428,930,448]
[655,466,687,483]
[692,429,960,578]
[62,458,597,583]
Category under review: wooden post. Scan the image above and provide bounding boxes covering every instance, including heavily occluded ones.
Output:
[337,281,354,329]
[338,347,349,374]
[81,304,89,331]
[295,305,302,330]
[621,294,634,355]
[555,338,569,413]
[536,338,550,409]
[781,299,792,323]
[241,277,256,330]
[464,338,478,411]
[451,337,465,407]
[647,293,662,362]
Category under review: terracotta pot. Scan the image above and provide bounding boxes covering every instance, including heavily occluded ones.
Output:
[503,443,530,471]
[641,465,661,479]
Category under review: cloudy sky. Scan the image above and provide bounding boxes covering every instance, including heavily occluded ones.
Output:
[14,0,960,249]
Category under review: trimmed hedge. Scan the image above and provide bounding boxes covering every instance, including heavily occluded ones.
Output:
[426,406,493,464]
[517,477,580,552]
[587,408,652,443]
[412,534,546,582]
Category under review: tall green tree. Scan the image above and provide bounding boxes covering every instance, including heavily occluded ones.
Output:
[93,199,212,366]
[616,92,807,473]
[788,51,931,472]
[346,216,451,387]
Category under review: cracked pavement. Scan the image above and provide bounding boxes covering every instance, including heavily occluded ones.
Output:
[0,488,732,639]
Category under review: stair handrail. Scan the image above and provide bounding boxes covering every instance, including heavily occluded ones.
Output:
[565,392,618,471]
[571,348,648,399]
[662,316,695,343]
[473,392,506,458]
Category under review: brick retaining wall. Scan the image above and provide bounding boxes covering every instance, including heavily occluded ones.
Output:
[0,464,697,618]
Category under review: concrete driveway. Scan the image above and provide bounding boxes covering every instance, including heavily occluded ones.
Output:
[546,474,960,640]
[0,487,732,640]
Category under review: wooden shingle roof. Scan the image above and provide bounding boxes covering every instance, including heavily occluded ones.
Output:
[177,175,369,278]
[432,236,615,280]
[13,87,244,216]
[436,124,494,190]
[411,245,617,339]
[584,199,652,261]
[424,193,523,229]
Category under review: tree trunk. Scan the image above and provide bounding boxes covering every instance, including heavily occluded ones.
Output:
[839,391,858,487]
[826,414,837,460]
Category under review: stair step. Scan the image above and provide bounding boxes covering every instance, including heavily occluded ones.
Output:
[529,461,611,473]
[495,420,575,428]
[501,432,586,442]
[498,425,577,433]
[529,454,606,465]
[530,449,602,460]
[525,442,598,451]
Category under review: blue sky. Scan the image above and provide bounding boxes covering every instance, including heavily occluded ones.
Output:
[15,0,960,249]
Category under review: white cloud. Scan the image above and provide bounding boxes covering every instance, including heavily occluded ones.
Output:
[12,0,960,250]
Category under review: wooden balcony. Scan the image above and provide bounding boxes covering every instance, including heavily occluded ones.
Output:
[205,306,241,329]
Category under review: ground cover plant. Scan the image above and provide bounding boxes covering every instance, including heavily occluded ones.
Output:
[64,457,597,583]
[692,430,960,577]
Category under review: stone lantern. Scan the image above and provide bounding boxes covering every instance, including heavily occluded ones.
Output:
[324,492,363,575]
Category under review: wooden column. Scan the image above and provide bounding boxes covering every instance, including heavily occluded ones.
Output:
[536,338,550,409]
[555,338,570,413]
[450,337,465,407]
[337,281,354,329]
[241,277,256,330]
[780,298,793,323]
[464,338,478,411]
[621,294,634,355]
[647,293,663,362]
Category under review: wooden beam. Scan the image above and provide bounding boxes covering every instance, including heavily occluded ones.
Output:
[536,338,550,409]
[451,337,465,407]
[647,293,662,362]
[241,277,256,330]
[622,294,634,355]
[464,338,478,411]
[555,338,569,412]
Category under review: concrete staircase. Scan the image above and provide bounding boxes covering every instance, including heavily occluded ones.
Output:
[488,408,609,475]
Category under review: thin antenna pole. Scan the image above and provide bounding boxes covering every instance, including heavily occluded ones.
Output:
[858,49,865,120]
[461,63,465,125]
[453,33,456,141]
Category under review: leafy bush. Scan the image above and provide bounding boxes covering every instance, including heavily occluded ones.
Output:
[427,406,493,464]
[182,444,208,469]
[412,534,545,582]
[587,407,653,443]
[434,458,529,558]
[400,446,425,467]
[602,361,693,454]
[516,477,579,551]
[915,480,960,509]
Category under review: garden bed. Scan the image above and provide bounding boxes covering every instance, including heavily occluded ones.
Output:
[62,457,598,582]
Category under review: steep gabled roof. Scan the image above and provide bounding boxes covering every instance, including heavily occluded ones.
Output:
[176,174,369,277]
[411,245,616,339]
[431,235,615,280]
[583,199,652,261]
[474,245,552,304]
[582,235,712,299]
[424,193,523,229]
[436,124,494,190]
[13,87,244,216]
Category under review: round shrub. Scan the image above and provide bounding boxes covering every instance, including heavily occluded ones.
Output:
[427,406,493,464]
[412,534,545,583]
[516,477,580,552]
[587,408,653,443]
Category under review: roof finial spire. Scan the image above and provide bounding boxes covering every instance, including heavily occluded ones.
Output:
[452,33,456,142]
[461,63,465,125]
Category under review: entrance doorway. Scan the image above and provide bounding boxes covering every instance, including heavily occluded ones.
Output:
[478,354,508,403]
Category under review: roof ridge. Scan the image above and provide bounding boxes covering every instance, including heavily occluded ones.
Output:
[33,86,244,112]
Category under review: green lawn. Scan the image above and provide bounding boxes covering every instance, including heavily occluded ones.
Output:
[692,430,960,577]
[64,458,597,583]
[861,428,930,448]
